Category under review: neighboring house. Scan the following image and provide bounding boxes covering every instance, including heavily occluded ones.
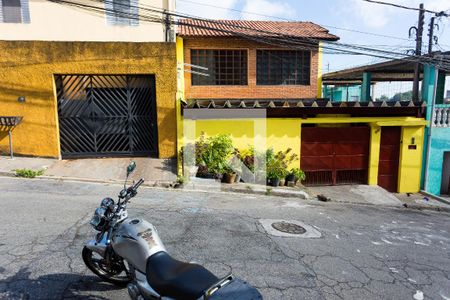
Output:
[177,19,339,100]
[0,0,177,159]
[421,52,450,197]
[177,21,427,193]
[323,55,450,195]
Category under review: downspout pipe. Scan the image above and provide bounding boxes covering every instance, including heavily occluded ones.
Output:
[423,64,440,192]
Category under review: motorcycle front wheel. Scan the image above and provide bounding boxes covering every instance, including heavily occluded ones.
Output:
[82,246,132,286]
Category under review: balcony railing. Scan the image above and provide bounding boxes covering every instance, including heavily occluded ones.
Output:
[433,105,450,127]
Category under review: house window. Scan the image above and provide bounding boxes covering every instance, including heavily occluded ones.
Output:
[257,50,311,85]
[105,0,139,26]
[1,0,30,23]
[191,49,248,86]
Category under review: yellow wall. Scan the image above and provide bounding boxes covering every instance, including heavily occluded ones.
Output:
[368,125,381,185]
[398,126,424,193]
[183,114,426,193]
[317,43,323,98]
[176,37,185,173]
[0,41,177,158]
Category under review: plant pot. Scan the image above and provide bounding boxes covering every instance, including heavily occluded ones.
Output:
[279,179,285,186]
[285,174,296,183]
[186,166,198,177]
[222,173,237,184]
[269,178,280,187]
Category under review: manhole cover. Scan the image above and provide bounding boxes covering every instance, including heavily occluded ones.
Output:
[271,221,306,234]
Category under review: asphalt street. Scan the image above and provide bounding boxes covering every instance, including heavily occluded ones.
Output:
[1,176,450,300]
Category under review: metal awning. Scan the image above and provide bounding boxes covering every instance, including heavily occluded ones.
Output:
[323,51,450,85]
[182,99,426,118]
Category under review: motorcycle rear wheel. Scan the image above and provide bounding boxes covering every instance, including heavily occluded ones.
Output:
[82,246,132,286]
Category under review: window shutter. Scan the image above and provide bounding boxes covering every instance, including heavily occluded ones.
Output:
[105,0,114,24]
[129,0,138,26]
[20,0,29,23]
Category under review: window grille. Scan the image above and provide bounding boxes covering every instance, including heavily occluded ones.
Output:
[105,0,139,26]
[191,49,248,86]
[257,50,311,85]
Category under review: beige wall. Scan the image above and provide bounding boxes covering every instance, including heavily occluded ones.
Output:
[0,0,175,42]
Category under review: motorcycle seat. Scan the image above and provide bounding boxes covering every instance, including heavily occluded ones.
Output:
[146,251,219,300]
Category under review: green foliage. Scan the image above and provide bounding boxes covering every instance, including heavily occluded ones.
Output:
[182,133,234,176]
[177,175,185,184]
[289,168,306,181]
[199,133,234,175]
[377,90,413,102]
[266,148,298,180]
[14,168,44,178]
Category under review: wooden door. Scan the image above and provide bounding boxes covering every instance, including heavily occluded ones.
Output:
[378,127,401,192]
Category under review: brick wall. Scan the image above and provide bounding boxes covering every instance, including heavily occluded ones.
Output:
[183,37,319,99]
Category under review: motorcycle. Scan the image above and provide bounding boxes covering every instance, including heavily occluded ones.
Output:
[82,161,262,300]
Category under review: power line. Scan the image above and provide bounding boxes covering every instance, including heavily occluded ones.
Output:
[359,0,449,16]
[178,0,422,44]
[178,0,450,50]
[46,0,450,71]
[82,0,448,63]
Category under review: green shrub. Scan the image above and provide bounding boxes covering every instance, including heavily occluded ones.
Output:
[14,168,44,178]
[289,168,306,181]
[196,133,234,175]
[266,148,298,180]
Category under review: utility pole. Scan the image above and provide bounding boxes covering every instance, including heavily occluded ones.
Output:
[427,16,435,54]
[410,3,425,101]
[164,10,171,42]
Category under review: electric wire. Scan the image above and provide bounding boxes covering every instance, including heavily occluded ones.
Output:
[45,0,450,71]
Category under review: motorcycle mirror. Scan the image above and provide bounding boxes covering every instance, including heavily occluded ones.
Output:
[127,161,136,176]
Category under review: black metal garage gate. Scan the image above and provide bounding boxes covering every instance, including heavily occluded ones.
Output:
[55,75,158,158]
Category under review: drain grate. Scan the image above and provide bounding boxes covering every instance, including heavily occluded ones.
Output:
[271,221,306,235]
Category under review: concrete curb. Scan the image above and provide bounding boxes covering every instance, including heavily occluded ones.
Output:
[420,190,450,206]
[0,171,174,187]
[315,198,450,214]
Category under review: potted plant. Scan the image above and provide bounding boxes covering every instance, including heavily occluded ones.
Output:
[266,148,297,187]
[286,168,305,185]
[222,165,237,184]
[195,133,234,180]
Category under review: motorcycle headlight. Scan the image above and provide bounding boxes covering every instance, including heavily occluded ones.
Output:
[100,197,115,210]
[90,207,107,231]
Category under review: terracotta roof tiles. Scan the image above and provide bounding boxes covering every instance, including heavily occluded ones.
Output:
[177,19,339,41]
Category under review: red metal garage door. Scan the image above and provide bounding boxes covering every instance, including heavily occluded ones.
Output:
[301,126,370,186]
[378,127,401,192]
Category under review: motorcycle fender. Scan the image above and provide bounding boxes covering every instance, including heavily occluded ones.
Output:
[112,218,166,273]
[85,234,108,257]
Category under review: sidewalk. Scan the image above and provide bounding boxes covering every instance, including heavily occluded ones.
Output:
[308,184,450,212]
[1,156,450,213]
[0,156,177,185]
[181,177,310,199]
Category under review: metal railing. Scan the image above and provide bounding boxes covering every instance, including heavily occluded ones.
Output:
[433,105,450,127]
[0,116,23,159]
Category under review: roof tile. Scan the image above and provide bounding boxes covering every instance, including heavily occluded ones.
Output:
[177,19,339,41]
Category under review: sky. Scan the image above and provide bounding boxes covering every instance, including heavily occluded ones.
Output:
[176,0,450,75]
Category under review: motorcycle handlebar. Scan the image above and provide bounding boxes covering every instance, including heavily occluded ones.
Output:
[132,178,144,190]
